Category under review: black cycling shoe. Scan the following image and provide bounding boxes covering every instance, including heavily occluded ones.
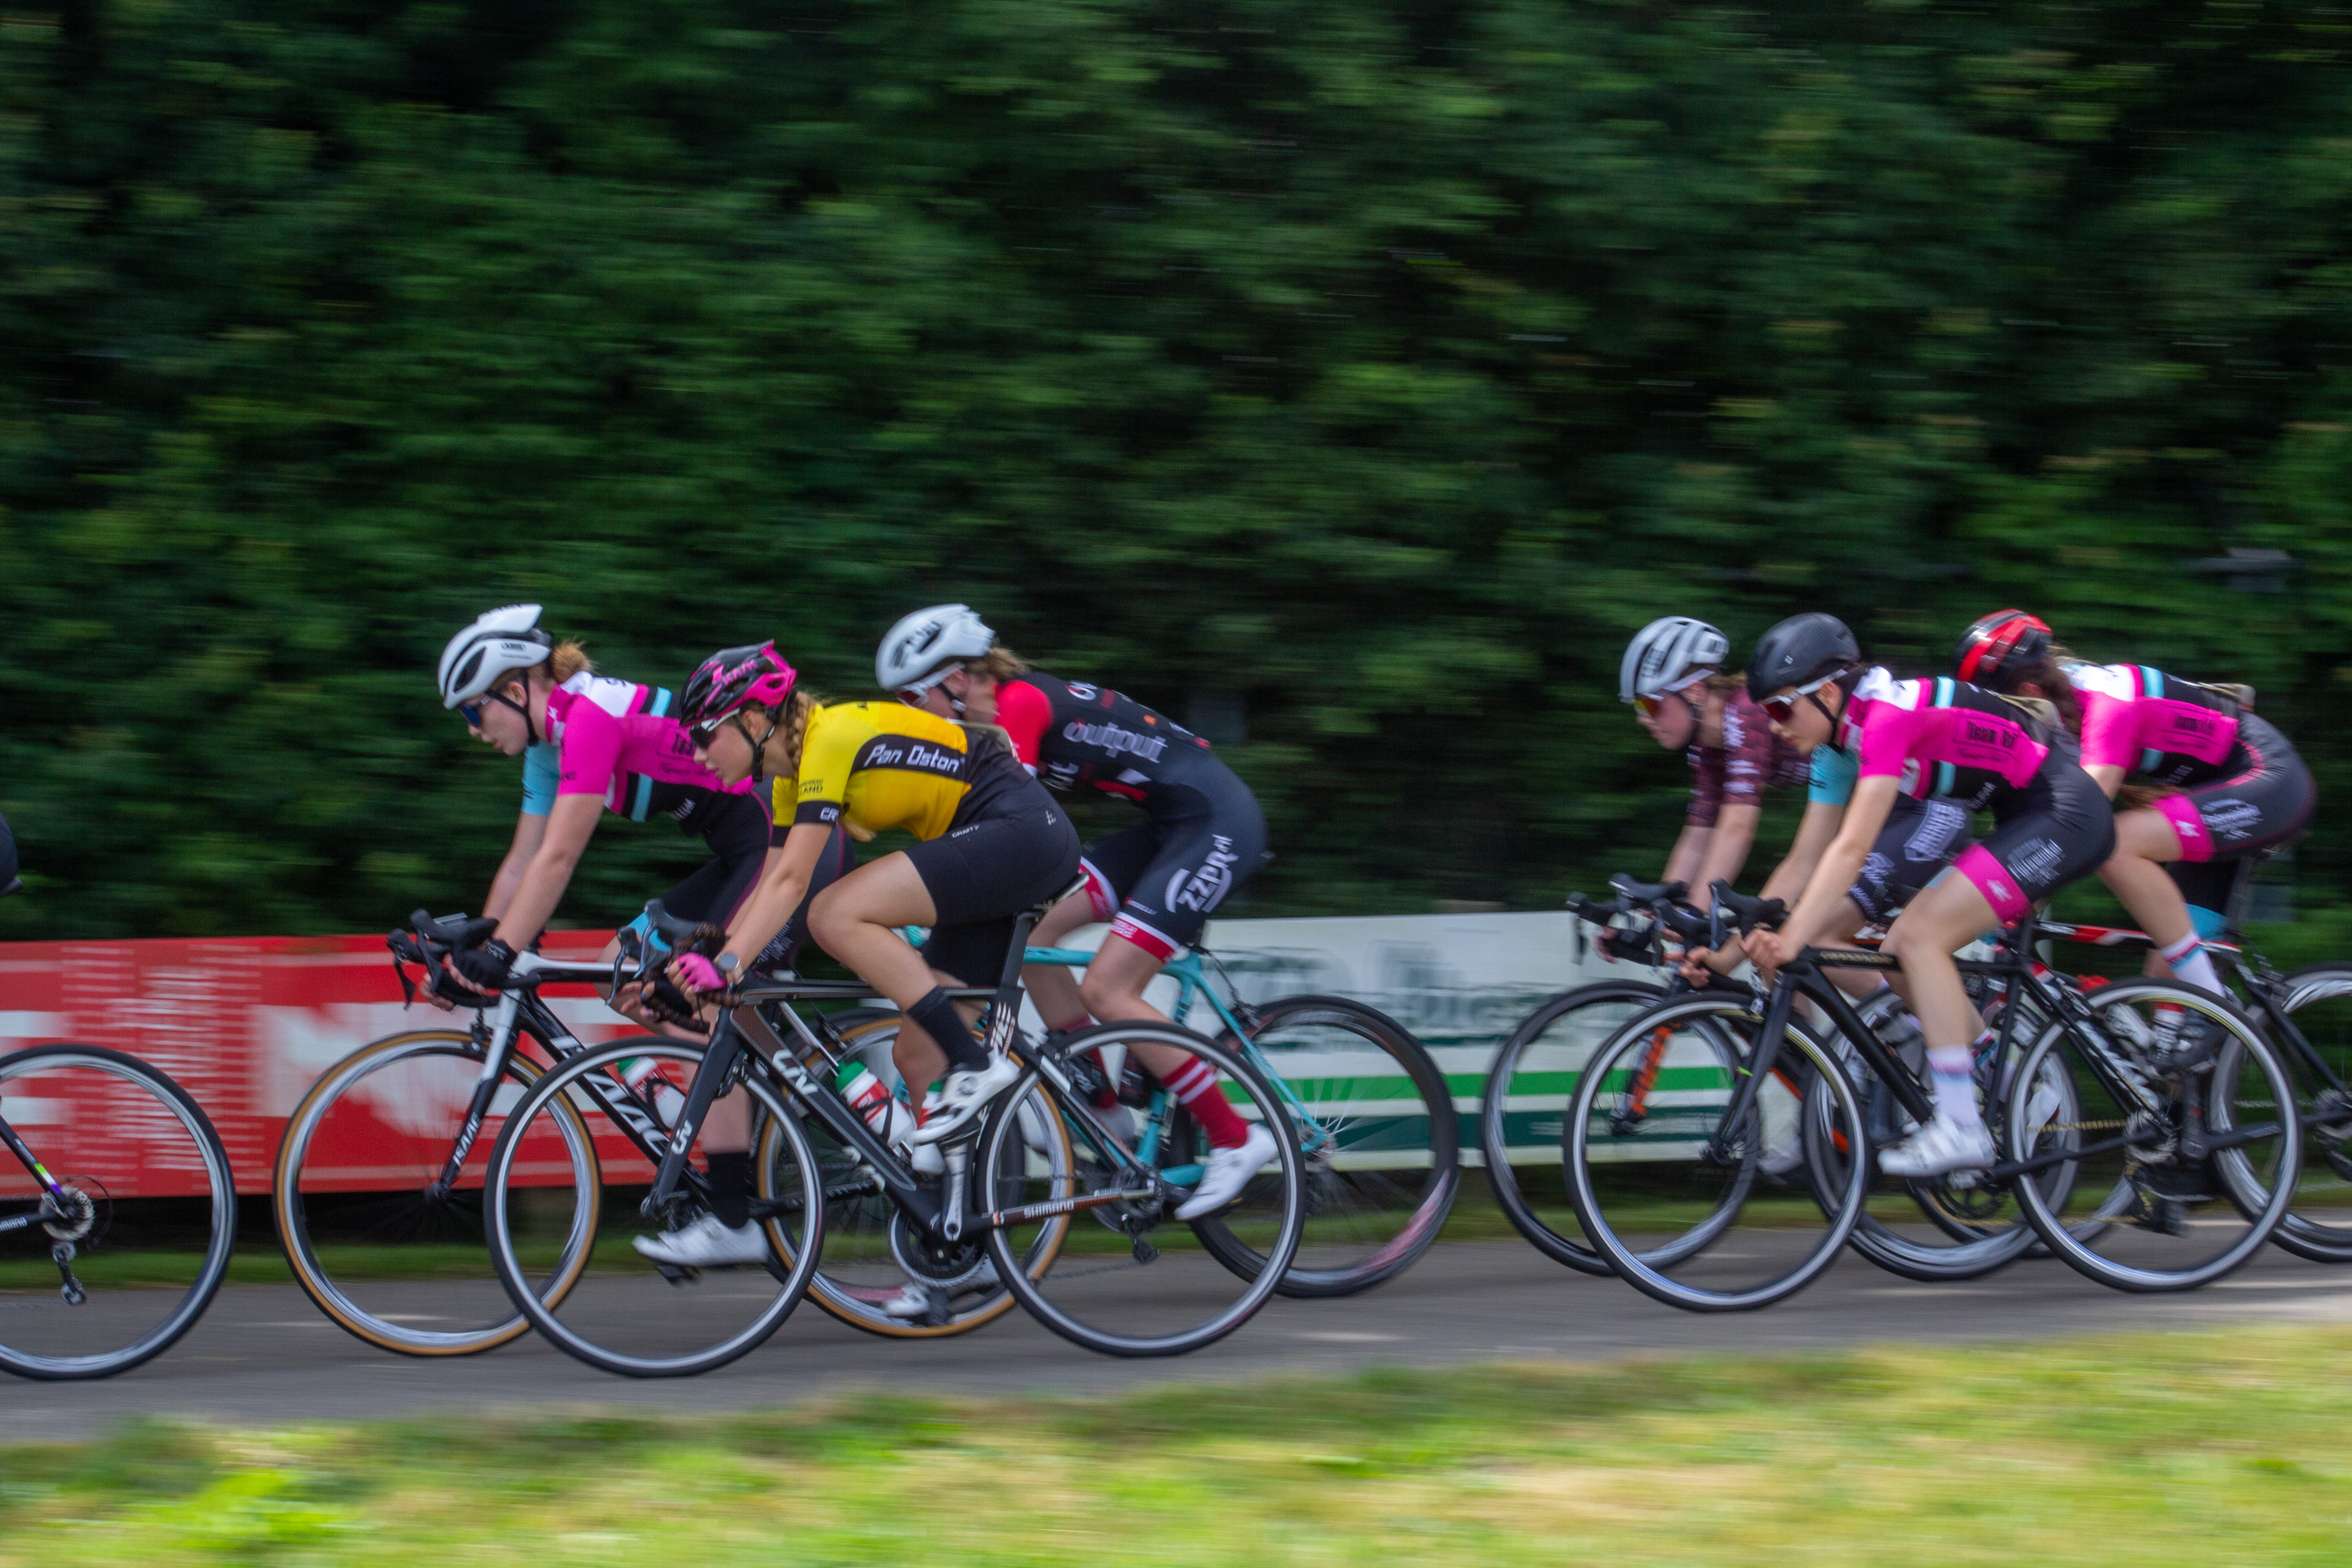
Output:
[2149,1014,2225,1073]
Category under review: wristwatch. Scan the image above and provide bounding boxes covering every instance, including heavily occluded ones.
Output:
[715,952,740,975]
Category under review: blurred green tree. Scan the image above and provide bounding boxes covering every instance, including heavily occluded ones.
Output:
[1,0,2347,936]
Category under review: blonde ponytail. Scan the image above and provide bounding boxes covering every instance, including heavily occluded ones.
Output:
[548,640,593,684]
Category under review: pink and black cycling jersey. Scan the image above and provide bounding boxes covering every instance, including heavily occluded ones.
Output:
[520,672,756,834]
[1685,689,1808,828]
[2069,664,2241,786]
[1839,669,2058,817]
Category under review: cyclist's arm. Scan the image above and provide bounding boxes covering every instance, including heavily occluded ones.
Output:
[1687,803,1760,902]
[1661,822,1712,890]
[484,811,549,922]
[2082,762,2125,799]
[490,793,603,950]
[1779,775,1897,951]
[715,824,834,970]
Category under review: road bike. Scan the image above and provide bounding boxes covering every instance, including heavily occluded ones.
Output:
[479,894,1308,1374]
[1,879,237,1378]
[1564,885,2302,1310]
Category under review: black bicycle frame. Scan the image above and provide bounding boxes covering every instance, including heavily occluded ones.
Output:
[0,1110,68,1230]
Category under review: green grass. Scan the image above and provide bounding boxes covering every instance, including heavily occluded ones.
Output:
[3,1328,2350,1563]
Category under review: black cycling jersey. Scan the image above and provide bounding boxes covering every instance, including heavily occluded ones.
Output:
[994,672,1224,806]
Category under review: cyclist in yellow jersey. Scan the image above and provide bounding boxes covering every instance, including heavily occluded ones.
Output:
[667,643,1082,1151]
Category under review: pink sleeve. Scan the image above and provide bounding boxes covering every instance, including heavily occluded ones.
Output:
[2077,691,2141,771]
[995,680,1053,769]
[1854,701,1929,780]
[556,702,623,798]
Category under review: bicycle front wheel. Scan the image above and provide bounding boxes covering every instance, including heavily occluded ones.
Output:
[485,1039,824,1377]
[986,1023,1304,1357]
[274,1028,601,1356]
[2266,962,2352,1263]
[2011,982,2299,1292]
[1193,995,1456,1298]
[1566,995,1867,1312]
[1480,980,1670,1276]
[0,1044,237,1380]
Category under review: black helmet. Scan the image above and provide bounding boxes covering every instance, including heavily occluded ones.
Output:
[1746,612,1861,702]
[1953,609,2052,692]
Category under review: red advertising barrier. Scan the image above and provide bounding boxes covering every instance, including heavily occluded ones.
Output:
[0,930,636,1197]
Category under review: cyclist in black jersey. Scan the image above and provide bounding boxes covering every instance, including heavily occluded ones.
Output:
[874,604,1277,1218]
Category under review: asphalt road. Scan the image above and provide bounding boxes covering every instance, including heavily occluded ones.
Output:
[10,1239,2352,1438]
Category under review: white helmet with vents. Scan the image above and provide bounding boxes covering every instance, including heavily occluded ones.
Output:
[1620,616,1730,703]
[437,603,553,709]
[876,603,996,695]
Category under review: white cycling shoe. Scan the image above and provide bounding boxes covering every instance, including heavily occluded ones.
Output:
[1877,1113,1995,1179]
[1176,1124,1280,1220]
[881,1257,1003,1319]
[630,1213,770,1267]
[907,1054,1023,1145]
[1759,1130,1805,1178]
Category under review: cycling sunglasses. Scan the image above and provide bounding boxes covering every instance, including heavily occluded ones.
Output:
[895,662,965,707]
[457,701,485,728]
[1759,673,1838,724]
[1632,680,1705,720]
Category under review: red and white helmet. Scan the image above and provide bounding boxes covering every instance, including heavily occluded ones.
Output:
[1953,610,2053,691]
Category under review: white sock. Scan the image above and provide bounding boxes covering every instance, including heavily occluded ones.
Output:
[2159,932,2222,995]
[1926,1045,1981,1131]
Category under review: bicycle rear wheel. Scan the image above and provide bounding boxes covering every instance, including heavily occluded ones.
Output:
[779,1011,1073,1337]
[1566,996,1867,1312]
[274,1028,601,1356]
[986,1023,1303,1357]
[0,1044,236,1380]
[1479,980,1665,1276]
[1193,995,1456,1298]
[2011,983,2299,1292]
[485,1038,824,1377]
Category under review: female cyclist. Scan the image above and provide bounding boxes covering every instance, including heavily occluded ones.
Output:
[433,605,849,1267]
[872,604,1279,1206]
[1621,616,1808,904]
[1952,610,2314,1007]
[665,642,1089,1163]
[1740,612,2116,1176]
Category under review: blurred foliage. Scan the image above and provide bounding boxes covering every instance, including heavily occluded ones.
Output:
[3,0,2351,936]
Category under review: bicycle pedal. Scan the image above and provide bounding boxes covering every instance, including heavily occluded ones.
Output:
[652,1261,701,1286]
[2122,1185,2187,1237]
[1131,1235,1160,1265]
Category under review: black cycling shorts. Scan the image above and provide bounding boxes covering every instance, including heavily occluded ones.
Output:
[621,795,853,973]
[1950,755,2117,920]
[911,778,1083,987]
[1846,794,1972,925]
[1078,769,1269,960]
[2155,713,2315,915]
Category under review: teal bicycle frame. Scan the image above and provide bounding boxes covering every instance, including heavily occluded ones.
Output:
[1020,943,1340,1182]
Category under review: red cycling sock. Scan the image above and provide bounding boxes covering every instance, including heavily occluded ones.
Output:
[1162,1055,1249,1149]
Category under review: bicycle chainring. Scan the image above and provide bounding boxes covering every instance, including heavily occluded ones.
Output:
[41,1178,103,1244]
[887,1208,994,1290]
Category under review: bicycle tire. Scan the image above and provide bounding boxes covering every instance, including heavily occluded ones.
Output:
[1191,994,1457,1298]
[0,1044,237,1380]
[484,1037,826,1377]
[1566,995,1868,1312]
[2266,961,2352,1264]
[985,1022,1304,1357]
[273,1028,601,1356]
[1479,979,1666,1276]
[2010,980,2300,1292]
[775,1009,1075,1338]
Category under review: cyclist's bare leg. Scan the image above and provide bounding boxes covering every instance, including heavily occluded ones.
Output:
[805,853,974,1098]
[2098,808,2214,986]
[1882,871,2004,1142]
[1077,934,1250,1150]
[1024,891,1098,1030]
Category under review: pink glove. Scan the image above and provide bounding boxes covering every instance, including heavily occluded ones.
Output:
[672,952,727,993]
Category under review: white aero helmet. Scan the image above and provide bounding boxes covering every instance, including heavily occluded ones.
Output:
[1620,616,1730,704]
[438,603,554,709]
[876,603,995,694]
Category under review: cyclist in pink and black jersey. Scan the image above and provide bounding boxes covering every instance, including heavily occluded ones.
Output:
[1740,612,2114,1178]
[1621,617,1808,906]
[1953,610,2313,1004]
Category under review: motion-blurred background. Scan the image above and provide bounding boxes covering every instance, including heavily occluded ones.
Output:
[1,0,2346,943]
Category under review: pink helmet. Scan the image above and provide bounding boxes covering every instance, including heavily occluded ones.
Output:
[681,642,797,728]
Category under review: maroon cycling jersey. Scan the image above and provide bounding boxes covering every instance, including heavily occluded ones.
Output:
[1685,689,1808,828]
[993,672,1223,806]
[2070,664,2242,786]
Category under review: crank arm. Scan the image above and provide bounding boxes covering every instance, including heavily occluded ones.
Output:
[52,1241,85,1306]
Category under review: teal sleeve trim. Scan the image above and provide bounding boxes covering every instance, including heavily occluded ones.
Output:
[1808,745,1857,807]
[520,744,560,817]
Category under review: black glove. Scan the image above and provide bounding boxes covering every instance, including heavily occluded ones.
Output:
[453,937,519,991]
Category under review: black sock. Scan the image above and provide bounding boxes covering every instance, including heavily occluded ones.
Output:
[906,986,988,1074]
[707,1151,751,1230]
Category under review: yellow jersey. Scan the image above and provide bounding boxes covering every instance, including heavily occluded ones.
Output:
[769,701,1024,843]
